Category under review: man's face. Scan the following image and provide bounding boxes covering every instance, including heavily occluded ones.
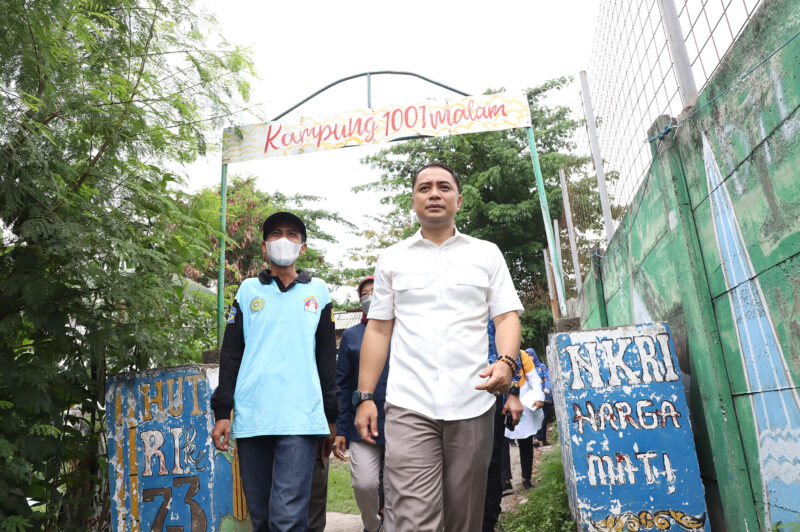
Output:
[261,221,307,259]
[411,167,462,226]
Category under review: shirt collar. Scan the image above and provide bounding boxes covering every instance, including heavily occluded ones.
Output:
[410,227,465,247]
[258,269,311,292]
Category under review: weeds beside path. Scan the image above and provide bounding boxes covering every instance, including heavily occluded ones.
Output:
[498,438,575,532]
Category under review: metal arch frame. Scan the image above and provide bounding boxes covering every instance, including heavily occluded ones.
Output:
[217,72,566,347]
[270,70,469,122]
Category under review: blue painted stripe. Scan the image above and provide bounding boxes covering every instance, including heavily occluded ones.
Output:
[705,136,800,528]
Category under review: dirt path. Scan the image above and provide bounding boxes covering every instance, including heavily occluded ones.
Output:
[500,439,559,519]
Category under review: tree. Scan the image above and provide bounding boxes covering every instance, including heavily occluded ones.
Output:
[0,0,253,528]
[185,175,356,300]
[356,79,590,353]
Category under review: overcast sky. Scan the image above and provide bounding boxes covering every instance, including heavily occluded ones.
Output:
[186,0,600,296]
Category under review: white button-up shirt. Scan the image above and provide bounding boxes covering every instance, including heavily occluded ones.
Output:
[368,228,523,420]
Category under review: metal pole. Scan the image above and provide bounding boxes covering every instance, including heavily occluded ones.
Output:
[543,249,559,318]
[579,71,615,243]
[553,218,565,293]
[658,0,698,108]
[559,169,583,293]
[526,127,567,316]
[367,73,372,108]
[217,163,228,348]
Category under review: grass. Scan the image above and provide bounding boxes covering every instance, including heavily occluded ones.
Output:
[326,459,360,514]
[499,435,575,532]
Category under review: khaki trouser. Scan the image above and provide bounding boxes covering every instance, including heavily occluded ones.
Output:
[384,402,495,532]
[349,441,394,531]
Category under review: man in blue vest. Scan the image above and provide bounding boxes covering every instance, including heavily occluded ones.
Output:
[210,211,337,532]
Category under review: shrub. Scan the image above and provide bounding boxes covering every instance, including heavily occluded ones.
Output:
[499,441,575,532]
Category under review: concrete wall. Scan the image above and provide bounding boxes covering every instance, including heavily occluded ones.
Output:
[576,0,800,529]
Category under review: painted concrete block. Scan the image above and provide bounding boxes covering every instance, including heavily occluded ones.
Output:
[551,322,709,531]
[105,365,250,531]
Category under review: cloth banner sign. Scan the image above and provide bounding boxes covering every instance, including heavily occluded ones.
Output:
[222,92,532,163]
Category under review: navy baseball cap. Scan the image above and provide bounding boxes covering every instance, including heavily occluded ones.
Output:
[262,211,307,242]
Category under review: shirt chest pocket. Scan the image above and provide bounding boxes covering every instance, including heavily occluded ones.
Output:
[393,273,430,305]
[451,269,489,303]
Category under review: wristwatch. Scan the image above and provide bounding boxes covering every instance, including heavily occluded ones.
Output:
[352,390,375,407]
[508,383,520,396]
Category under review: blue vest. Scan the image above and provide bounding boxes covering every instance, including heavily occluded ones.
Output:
[232,276,331,437]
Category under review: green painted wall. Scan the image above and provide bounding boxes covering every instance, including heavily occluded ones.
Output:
[576,0,800,529]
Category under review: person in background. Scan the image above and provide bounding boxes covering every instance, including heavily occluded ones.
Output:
[528,348,554,446]
[482,318,523,532]
[504,348,545,490]
[307,444,330,532]
[334,275,393,532]
[501,437,513,494]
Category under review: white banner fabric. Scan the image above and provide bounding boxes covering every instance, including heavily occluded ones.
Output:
[222,92,532,164]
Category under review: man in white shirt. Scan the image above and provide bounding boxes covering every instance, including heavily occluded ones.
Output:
[354,162,523,532]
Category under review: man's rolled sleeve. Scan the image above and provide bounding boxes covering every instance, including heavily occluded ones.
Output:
[487,244,523,317]
[366,252,394,320]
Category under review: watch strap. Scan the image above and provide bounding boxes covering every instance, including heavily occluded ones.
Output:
[352,390,375,406]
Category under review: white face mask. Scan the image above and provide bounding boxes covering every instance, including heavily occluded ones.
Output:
[266,238,303,266]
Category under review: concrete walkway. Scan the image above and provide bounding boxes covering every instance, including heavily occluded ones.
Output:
[324,511,363,532]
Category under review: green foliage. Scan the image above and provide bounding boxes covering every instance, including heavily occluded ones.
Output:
[0,0,253,528]
[1,516,33,532]
[185,175,357,302]
[499,442,575,532]
[325,459,360,515]
[357,79,598,346]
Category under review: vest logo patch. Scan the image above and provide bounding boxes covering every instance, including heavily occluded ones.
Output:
[303,296,319,314]
[227,306,238,324]
[250,297,265,313]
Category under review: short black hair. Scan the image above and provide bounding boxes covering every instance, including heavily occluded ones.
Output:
[412,162,461,193]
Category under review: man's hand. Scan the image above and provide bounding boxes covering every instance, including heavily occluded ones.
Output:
[321,422,336,458]
[354,401,379,445]
[475,361,513,395]
[333,435,347,461]
[502,394,523,427]
[212,419,231,451]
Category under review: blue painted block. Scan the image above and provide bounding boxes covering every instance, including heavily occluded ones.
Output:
[550,322,710,531]
[105,365,250,531]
